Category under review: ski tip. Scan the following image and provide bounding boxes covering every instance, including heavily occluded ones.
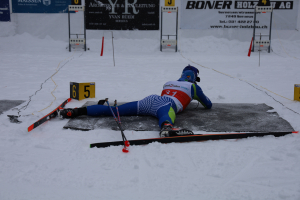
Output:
[122,147,129,153]
[292,131,299,134]
[28,124,34,132]
[67,98,72,102]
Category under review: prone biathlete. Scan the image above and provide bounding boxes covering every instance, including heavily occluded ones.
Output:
[59,65,212,137]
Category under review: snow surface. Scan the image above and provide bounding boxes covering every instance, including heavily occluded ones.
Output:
[1,5,300,199]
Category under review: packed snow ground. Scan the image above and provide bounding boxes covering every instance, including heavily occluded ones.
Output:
[1,14,300,200]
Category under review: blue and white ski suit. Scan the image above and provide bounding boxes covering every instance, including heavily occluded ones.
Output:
[86,80,212,128]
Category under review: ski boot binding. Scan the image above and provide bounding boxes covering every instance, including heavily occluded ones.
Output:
[160,123,194,138]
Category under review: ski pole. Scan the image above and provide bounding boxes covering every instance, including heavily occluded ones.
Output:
[114,100,121,124]
[105,99,129,152]
[114,100,130,150]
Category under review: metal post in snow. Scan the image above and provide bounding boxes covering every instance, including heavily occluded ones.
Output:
[111,31,115,67]
[259,33,261,67]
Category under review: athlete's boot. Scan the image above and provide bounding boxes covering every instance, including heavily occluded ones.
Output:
[58,108,79,119]
[160,122,194,138]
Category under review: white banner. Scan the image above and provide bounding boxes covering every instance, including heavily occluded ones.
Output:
[180,0,299,30]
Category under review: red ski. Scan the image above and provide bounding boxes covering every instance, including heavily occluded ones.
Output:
[28,98,71,132]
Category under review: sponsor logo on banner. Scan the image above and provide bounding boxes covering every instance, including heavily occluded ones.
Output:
[235,1,293,9]
[186,1,233,9]
[43,0,51,6]
[181,0,298,30]
[85,0,159,30]
[12,0,71,13]
[185,1,293,9]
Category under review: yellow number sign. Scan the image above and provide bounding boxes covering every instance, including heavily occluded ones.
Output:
[165,0,175,6]
[70,82,95,101]
[71,0,81,5]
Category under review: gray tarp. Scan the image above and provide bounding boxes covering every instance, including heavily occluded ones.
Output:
[63,101,294,132]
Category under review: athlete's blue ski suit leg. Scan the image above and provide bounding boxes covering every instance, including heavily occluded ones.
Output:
[86,95,177,128]
[156,104,176,128]
[87,101,138,116]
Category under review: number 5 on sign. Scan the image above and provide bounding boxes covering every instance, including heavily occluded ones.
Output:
[70,82,95,101]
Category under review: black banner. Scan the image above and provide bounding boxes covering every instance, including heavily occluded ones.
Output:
[85,0,159,30]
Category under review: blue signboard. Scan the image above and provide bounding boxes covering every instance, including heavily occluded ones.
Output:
[12,0,71,13]
[0,0,10,21]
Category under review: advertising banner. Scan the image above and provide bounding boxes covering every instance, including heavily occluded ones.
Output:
[12,0,71,13]
[85,0,159,30]
[180,0,299,30]
[0,0,10,21]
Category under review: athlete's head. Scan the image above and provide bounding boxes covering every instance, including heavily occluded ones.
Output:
[178,65,200,83]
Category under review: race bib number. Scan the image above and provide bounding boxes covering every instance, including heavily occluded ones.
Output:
[161,89,191,109]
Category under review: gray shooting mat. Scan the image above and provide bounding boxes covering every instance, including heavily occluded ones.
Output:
[0,100,25,115]
[63,101,294,132]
